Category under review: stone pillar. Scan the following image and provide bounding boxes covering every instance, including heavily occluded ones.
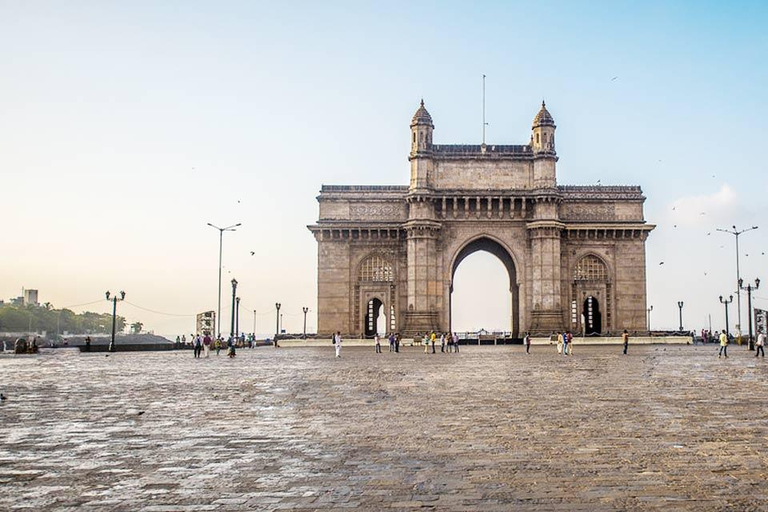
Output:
[403,219,441,336]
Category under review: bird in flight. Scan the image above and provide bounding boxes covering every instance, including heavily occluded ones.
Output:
[250,251,255,256]
[611,76,619,81]
[659,262,665,265]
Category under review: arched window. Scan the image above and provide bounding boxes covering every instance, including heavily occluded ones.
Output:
[574,255,607,281]
[359,255,393,282]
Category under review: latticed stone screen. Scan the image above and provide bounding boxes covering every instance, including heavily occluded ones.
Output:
[574,255,607,281]
[359,256,393,282]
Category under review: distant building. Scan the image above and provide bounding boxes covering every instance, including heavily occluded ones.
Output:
[196,311,215,336]
[23,289,39,306]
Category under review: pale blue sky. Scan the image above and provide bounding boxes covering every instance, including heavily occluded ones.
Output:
[2,1,767,335]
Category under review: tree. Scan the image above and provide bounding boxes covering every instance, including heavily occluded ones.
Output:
[131,321,144,334]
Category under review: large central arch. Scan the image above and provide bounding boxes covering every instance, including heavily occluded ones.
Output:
[449,236,521,338]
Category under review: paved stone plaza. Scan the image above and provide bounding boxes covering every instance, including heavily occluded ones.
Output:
[1,344,767,511]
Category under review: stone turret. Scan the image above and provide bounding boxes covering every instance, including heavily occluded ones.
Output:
[531,101,557,189]
[409,100,435,192]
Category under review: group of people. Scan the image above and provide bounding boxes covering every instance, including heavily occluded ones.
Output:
[184,333,239,359]
[419,332,461,354]
[373,332,403,353]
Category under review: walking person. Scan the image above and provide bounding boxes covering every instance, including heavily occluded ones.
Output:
[556,332,563,354]
[566,330,574,356]
[622,329,629,355]
[562,331,569,356]
[756,331,765,358]
[203,333,212,358]
[719,330,728,358]
[440,333,446,353]
[334,331,342,358]
[215,338,222,356]
[193,335,202,358]
[453,332,460,353]
[389,332,395,352]
[431,332,436,354]
[375,333,382,354]
[524,332,531,354]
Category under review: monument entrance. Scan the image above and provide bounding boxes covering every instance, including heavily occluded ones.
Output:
[309,101,654,337]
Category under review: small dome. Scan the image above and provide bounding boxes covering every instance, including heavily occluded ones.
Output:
[532,101,555,127]
[411,99,434,127]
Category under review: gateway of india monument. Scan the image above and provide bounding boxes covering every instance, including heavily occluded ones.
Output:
[309,101,654,338]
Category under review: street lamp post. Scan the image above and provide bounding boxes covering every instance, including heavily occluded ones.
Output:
[677,301,684,332]
[719,295,733,337]
[274,303,281,347]
[105,291,125,352]
[647,305,653,332]
[207,222,241,338]
[739,278,760,351]
[230,279,238,341]
[235,297,241,343]
[253,309,257,339]
[717,225,758,337]
[302,307,309,339]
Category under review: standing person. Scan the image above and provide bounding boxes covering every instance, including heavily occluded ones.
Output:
[566,331,574,356]
[556,332,563,354]
[389,333,395,353]
[561,331,569,357]
[181,334,187,346]
[524,332,531,354]
[719,330,728,358]
[374,333,382,354]
[228,336,237,358]
[194,335,202,358]
[430,332,436,354]
[395,333,401,353]
[215,338,222,356]
[756,331,765,358]
[453,332,460,353]
[440,333,446,353]
[622,329,629,355]
[424,333,430,354]
[85,336,91,353]
[203,333,212,358]
[334,331,342,358]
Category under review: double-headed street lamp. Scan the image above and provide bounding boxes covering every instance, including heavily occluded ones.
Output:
[719,295,733,337]
[302,307,309,339]
[274,303,281,347]
[105,290,125,352]
[207,222,241,338]
[739,278,761,351]
[717,225,758,336]
[677,301,684,332]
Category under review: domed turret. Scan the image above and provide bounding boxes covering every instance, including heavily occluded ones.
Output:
[410,99,434,157]
[531,101,556,154]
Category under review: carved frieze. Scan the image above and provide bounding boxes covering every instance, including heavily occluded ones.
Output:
[561,203,616,221]
[349,202,406,220]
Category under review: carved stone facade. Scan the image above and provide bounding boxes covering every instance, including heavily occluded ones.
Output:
[309,101,654,337]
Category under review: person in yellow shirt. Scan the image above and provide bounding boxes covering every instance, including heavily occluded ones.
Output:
[718,330,728,358]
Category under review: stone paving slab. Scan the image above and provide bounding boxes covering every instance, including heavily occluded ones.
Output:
[1,344,767,510]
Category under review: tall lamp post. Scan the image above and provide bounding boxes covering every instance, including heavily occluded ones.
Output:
[253,309,257,339]
[230,279,238,341]
[302,307,309,339]
[207,222,241,338]
[235,296,241,342]
[274,303,281,347]
[739,278,760,351]
[677,301,684,332]
[717,225,758,337]
[719,295,733,337]
[105,291,125,352]
[647,305,653,332]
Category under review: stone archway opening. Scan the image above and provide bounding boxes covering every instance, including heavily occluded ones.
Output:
[364,298,386,337]
[450,237,520,338]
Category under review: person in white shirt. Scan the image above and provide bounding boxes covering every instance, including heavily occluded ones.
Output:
[756,332,765,358]
[334,331,342,358]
